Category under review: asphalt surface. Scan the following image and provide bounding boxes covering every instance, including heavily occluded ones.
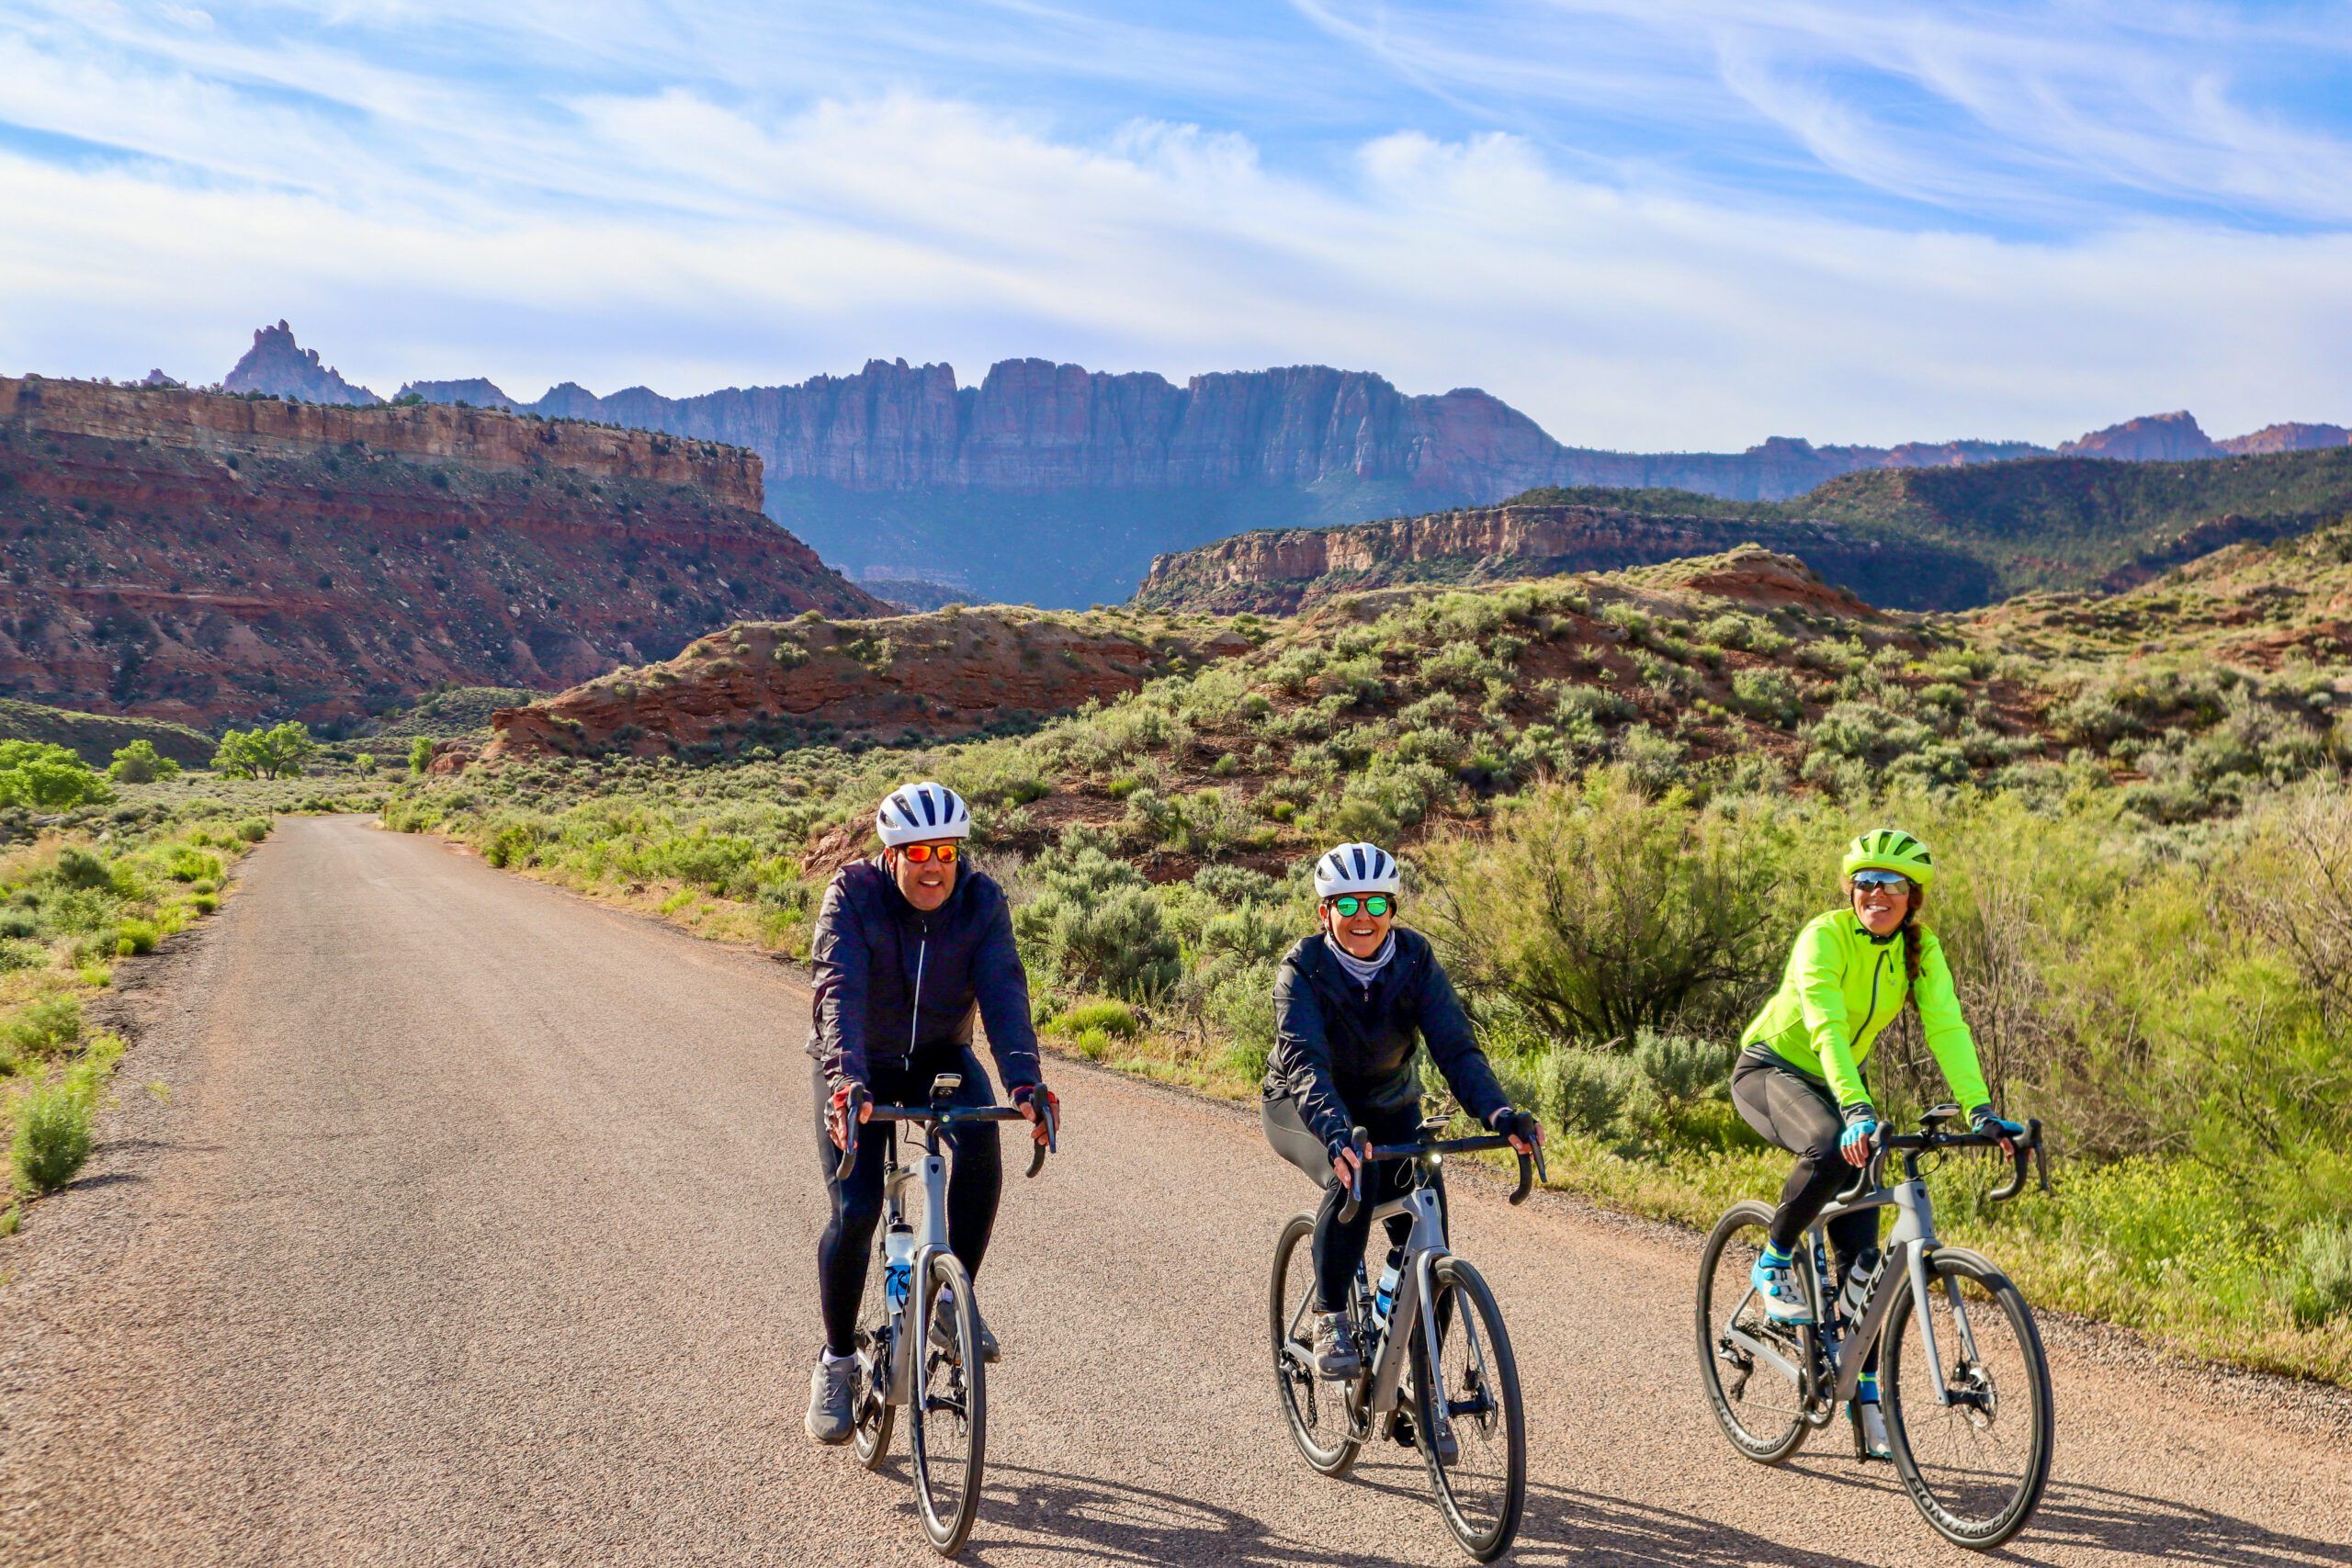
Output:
[4,816,2348,1566]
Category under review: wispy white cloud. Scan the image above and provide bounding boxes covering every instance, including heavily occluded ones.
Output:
[1,1,2349,451]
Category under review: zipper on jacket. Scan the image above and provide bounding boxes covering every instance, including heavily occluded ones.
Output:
[1854,946,1887,1052]
[909,920,928,1055]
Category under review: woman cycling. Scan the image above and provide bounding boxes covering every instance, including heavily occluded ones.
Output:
[1733,827,2021,1458]
[1261,841,1542,1381]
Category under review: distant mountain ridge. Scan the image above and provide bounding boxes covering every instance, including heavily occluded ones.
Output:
[220,324,2352,606]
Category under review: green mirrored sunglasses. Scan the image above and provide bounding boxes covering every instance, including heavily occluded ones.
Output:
[1329,894,1394,918]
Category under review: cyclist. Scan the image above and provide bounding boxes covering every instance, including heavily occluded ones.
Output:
[804,781,1059,1446]
[1261,841,1543,1381]
[1732,827,2022,1458]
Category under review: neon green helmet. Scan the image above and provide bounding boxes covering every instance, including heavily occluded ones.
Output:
[1842,827,1934,888]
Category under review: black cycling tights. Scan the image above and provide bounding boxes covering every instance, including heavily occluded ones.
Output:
[1263,1096,1448,1314]
[1732,1052,1883,1371]
[812,1049,1002,1358]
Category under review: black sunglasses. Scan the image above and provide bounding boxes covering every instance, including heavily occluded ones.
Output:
[1327,894,1394,918]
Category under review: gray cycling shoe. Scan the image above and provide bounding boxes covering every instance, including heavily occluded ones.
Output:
[805,1356,857,1446]
[1313,1311,1363,1381]
[928,1293,1001,1364]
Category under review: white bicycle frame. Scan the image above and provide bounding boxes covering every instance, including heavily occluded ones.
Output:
[865,1122,954,1410]
[1721,1165,1982,1411]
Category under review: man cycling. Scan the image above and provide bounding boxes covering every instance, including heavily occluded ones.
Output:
[1733,828,2023,1459]
[804,781,1058,1446]
[1261,841,1542,1381]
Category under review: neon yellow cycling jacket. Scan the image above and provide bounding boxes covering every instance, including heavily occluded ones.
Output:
[1739,909,1989,1114]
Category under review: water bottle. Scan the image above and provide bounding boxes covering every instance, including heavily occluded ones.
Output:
[883,1224,916,1312]
[1373,1253,1402,1329]
[1837,1246,1883,1325]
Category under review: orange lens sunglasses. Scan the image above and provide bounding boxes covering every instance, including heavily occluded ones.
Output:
[901,842,960,863]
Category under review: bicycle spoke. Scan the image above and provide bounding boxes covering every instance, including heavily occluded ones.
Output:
[1698,1211,1810,1460]
[1418,1259,1525,1562]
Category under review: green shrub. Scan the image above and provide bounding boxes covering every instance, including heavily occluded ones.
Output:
[1052,998,1141,1038]
[1013,830,1182,1001]
[2285,1223,2352,1327]
[52,847,118,892]
[1552,1048,1633,1137]
[3,996,82,1059]
[236,818,271,842]
[0,740,114,809]
[1421,772,1793,1041]
[107,739,183,784]
[0,938,48,973]
[114,919,159,956]
[409,737,435,774]
[9,1077,94,1192]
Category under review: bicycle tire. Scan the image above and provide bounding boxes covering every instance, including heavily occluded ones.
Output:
[1883,1246,2052,1550]
[1414,1256,1525,1562]
[1694,1201,1811,1463]
[852,1228,895,1470]
[1269,1212,1363,1477]
[907,1253,987,1556]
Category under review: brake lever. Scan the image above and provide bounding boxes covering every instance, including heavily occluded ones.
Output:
[1336,1125,1369,1224]
[1023,1100,1057,1179]
[831,1084,866,1182]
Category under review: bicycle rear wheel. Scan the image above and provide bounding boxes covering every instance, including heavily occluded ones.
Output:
[1269,1212,1363,1477]
[1694,1201,1811,1463]
[907,1253,987,1556]
[1883,1247,2052,1550]
[852,1229,895,1470]
[1413,1256,1525,1562]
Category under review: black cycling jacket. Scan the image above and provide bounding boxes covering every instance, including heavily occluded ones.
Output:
[804,856,1043,1092]
[1264,927,1510,1155]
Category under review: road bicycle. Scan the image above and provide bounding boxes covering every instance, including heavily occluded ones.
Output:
[1695,1105,2054,1549]
[1269,1119,1545,1562]
[834,1076,1056,1557]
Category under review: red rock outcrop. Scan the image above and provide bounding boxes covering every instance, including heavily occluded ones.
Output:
[0,377,886,727]
[483,611,1252,762]
[2060,412,2219,463]
[2218,422,2352,457]
[1130,502,1942,615]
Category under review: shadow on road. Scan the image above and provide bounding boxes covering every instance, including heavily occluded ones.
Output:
[1986,1482,2352,1567]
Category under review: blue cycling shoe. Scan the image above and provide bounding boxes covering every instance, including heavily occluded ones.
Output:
[1750,1245,1813,1324]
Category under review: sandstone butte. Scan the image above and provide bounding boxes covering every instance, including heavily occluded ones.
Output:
[1127,501,1987,616]
[0,376,886,728]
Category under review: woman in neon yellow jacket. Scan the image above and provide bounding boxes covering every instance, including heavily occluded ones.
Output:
[1731,828,2023,1457]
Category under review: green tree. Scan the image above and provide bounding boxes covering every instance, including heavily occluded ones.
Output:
[408,737,435,775]
[106,739,182,784]
[211,721,318,780]
[0,741,114,809]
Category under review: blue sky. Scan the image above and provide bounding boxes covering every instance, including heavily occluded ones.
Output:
[4,1,2350,448]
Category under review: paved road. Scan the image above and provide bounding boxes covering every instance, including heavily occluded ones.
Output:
[4,816,2348,1566]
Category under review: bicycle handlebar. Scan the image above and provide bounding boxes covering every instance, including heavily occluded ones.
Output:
[1337,1124,1546,1223]
[1872,1116,2048,1201]
[831,1096,1057,1180]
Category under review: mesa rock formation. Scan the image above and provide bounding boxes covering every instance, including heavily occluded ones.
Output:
[222,321,382,406]
[0,376,884,728]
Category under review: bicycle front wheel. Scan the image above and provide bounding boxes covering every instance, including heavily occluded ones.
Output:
[1269,1212,1362,1477]
[1414,1256,1525,1562]
[852,1230,895,1470]
[907,1253,987,1556]
[1883,1247,2052,1550]
[1694,1201,1810,1463]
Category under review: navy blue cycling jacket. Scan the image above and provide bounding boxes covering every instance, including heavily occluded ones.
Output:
[804,856,1044,1092]
[1264,926,1510,1156]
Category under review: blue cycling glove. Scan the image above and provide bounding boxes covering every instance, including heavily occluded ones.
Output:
[1838,1111,1879,1164]
[1970,1104,2024,1142]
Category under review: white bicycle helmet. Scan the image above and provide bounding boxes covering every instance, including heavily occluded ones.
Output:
[876,781,973,847]
[1313,841,1401,900]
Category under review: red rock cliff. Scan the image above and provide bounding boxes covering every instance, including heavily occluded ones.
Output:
[0,378,883,727]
